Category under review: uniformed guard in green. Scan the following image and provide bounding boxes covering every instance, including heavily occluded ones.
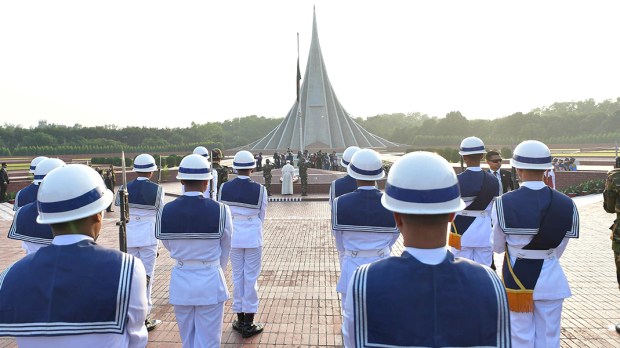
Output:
[603,157,620,333]
[299,157,309,196]
[212,148,229,191]
[262,159,273,196]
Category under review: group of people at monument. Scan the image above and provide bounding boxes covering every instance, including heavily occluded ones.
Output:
[0,137,581,347]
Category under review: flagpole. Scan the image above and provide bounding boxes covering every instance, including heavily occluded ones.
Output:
[297,32,303,152]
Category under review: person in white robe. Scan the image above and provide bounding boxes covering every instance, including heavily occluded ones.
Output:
[281,161,295,195]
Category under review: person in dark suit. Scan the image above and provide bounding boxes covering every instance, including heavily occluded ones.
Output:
[485,150,518,195]
[0,162,9,202]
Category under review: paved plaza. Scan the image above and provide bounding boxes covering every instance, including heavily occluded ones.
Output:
[0,193,620,347]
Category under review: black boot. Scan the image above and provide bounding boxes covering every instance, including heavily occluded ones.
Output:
[241,313,264,338]
[145,318,162,331]
[232,312,244,333]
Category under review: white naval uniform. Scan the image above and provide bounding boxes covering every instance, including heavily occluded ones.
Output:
[452,167,494,266]
[161,192,232,348]
[492,181,573,348]
[181,169,218,200]
[226,176,268,314]
[332,186,399,308]
[15,235,149,348]
[123,177,165,316]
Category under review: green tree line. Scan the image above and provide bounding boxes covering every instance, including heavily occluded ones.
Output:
[355,98,620,147]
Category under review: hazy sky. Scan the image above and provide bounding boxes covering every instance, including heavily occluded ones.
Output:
[1,1,619,129]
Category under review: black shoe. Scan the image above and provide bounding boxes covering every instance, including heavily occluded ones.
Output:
[242,313,264,338]
[232,313,245,333]
[616,323,620,334]
[145,318,162,331]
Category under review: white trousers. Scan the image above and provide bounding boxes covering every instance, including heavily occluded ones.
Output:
[510,299,564,348]
[452,246,493,267]
[231,247,262,313]
[174,303,224,348]
[128,245,158,314]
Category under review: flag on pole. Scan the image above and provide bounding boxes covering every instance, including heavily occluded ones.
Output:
[296,59,301,102]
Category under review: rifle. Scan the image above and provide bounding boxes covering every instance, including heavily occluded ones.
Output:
[460,156,464,174]
[208,150,214,199]
[157,155,162,184]
[116,151,129,252]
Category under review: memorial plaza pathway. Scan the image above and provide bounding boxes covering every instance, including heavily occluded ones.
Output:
[0,191,619,347]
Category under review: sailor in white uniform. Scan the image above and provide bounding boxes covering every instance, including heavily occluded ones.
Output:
[218,150,268,338]
[193,146,218,200]
[492,140,579,348]
[13,155,48,211]
[449,136,499,267]
[157,154,232,348]
[8,158,66,254]
[328,146,360,268]
[343,152,511,348]
[116,153,165,331]
[332,149,398,309]
[0,164,149,348]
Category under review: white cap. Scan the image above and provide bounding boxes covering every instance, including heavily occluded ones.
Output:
[381,151,465,214]
[458,137,487,155]
[176,154,213,181]
[33,158,66,184]
[193,146,210,159]
[341,146,361,167]
[510,140,552,170]
[37,164,113,224]
[232,151,256,170]
[347,149,385,181]
[29,156,49,174]
[133,154,157,172]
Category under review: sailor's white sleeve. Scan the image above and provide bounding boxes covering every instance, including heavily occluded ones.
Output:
[127,258,148,348]
[219,205,233,269]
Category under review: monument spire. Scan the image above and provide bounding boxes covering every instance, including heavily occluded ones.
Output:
[247,8,398,150]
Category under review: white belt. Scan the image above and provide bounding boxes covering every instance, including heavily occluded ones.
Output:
[344,247,391,258]
[508,246,557,260]
[232,214,260,221]
[176,260,220,268]
[459,210,487,218]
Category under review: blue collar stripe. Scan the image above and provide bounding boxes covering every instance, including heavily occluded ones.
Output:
[134,163,155,169]
[38,187,104,213]
[513,155,552,164]
[179,167,210,174]
[233,161,254,167]
[460,145,485,152]
[33,175,45,180]
[386,183,460,203]
[349,164,383,176]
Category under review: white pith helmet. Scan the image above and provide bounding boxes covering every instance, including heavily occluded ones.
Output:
[347,149,385,181]
[133,154,157,173]
[458,137,487,156]
[381,151,466,214]
[176,154,213,181]
[510,140,553,170]
[232,151,256,170]
[37,164,113,224]
[193,146,210,159]
[33,158,66,184]
[29,156,49,174]
[341,146,360,168]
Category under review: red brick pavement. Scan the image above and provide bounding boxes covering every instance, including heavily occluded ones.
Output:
[0,196,619,347]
